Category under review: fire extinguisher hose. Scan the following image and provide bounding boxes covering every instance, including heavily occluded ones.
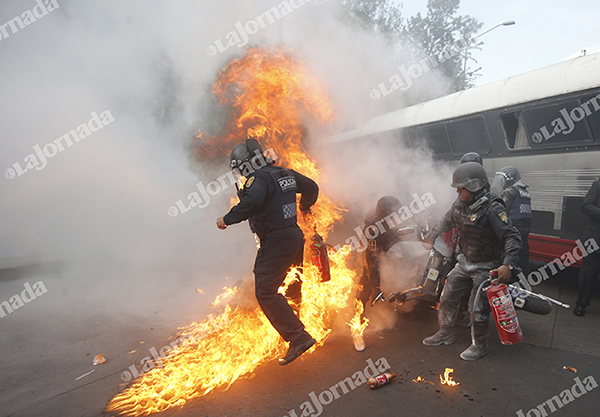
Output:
[471,278,492,345]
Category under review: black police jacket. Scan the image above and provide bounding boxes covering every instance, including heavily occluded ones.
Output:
[430,190,522,266]
[223,164,318,239]
[363,209,404,289]
[501,181,532,223]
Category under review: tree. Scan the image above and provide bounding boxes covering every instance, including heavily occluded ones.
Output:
[338,0,403,37]
[338,0,483,92]
[402,0,483,91]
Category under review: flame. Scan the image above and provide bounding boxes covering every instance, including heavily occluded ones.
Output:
[440,368,460,386]
[412,376,435,385]
[347,299,369,340]
[107,47,365,416]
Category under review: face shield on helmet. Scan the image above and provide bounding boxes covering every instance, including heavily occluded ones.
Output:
[490,172,508,196]
[490,166,520,195]
[229,139,271,177]
[451,162,489,193]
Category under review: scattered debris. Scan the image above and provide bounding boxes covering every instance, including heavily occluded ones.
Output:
[563,366,577,373]
[93,354,106,366]
[197,288,204,294]
[75,369,95,381]
[412,376,435,385]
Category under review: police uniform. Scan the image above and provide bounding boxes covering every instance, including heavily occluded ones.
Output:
[358,209,404,306]
[429,190,522,344]
[501,180,532,276]
[223,164,318,345]
[575,178,600,313]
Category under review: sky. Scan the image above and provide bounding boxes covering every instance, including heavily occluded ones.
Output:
[396,0,600,86]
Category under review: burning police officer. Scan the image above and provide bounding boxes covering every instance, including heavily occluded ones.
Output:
[422,162,522,361]
[216,139,319,366]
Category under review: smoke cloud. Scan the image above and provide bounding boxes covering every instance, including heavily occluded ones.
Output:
[0,0,459,334]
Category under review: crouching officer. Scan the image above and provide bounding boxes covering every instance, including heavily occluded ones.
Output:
[422,162,522,361]
[216,139,318,366]
[358,196,404,308]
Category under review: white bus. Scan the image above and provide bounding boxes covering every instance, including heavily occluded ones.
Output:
[329,52,600,265]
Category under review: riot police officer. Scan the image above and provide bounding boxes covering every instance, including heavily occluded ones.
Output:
[358,196,404,307]
[459,152,483,165]
[491,166,533,276]
[422,162,522,361]
[216,139,318,365]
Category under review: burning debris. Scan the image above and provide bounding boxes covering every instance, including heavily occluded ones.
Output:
[440,368,460,386]
[412,376,435,385]
[93,354,106,366]
[106,47,366,416]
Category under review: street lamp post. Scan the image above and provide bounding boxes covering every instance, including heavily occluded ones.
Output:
[463,20,515,81]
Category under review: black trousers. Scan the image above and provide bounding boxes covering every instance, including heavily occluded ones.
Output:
[576,249,600,307]
[254,225,311,344]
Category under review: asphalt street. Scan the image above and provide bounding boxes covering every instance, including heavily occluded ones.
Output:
[1,265,599,417]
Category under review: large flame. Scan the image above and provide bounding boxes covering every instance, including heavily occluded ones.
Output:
[106,47,366,416]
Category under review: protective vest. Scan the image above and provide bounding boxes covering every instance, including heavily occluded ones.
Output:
[507,183,532,221]
[250,167,298,237]
[455,193,505,263]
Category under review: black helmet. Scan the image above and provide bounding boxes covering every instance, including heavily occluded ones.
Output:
[229,139,268,174]
[498,166,521,187]
[459,152,483,165]
[375,196,402,219]
[451,162,489,192]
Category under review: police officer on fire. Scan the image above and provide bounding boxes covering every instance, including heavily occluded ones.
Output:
[422,162,522,361]
[216,139,319,365]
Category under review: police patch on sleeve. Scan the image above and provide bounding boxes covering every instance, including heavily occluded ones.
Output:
[498,211,509,224]
[244,176,255,188]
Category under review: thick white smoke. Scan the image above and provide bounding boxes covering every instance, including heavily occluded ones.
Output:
[0,0,458,332]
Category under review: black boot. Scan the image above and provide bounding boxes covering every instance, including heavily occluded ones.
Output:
[573,304,586,317]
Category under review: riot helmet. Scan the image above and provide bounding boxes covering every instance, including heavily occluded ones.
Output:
[451,162,489,192]
[459,152,483,165]
[229,139,270,176]
[490,166,521,195]
[375,196,402,220]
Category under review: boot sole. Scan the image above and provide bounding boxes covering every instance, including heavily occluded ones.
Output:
[279,338,316,366]
[422,336,455,347]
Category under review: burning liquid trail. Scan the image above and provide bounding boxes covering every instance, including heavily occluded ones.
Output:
[107,47,365,416]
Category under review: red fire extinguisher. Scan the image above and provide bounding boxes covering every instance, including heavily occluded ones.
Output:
[485,275,523,345]
[310,233,331,282]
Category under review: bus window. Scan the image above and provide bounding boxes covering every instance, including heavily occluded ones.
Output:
[447,118,490,154]
[411,125,452,155]
[501,112,530,150]
[580,94,600,141]
[522,101,592,146]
